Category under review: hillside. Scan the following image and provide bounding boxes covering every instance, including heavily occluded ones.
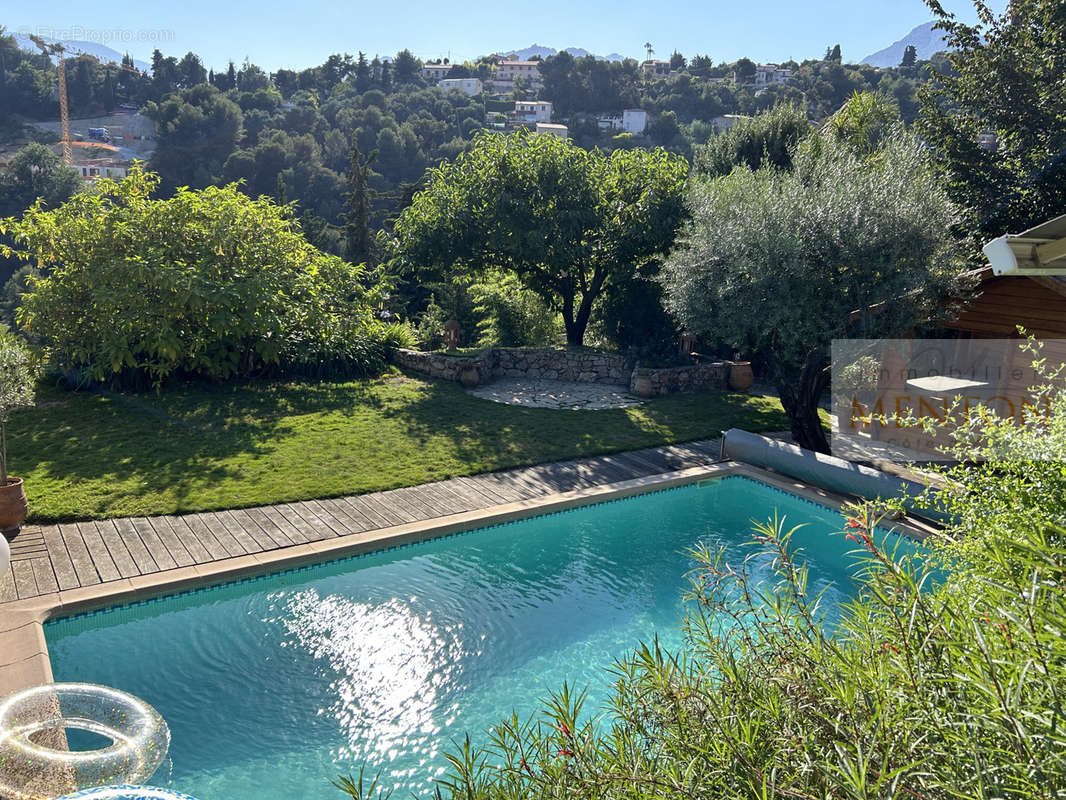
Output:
[14,33,150,71]
[861,21,949,67]
[500,44,626,61]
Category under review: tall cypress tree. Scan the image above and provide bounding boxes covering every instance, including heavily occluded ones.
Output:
[344,139,377,265]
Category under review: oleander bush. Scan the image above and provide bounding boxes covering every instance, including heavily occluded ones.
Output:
[338,355,1064,800]
[1,166,401,387]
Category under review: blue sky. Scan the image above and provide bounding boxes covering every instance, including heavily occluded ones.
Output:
[8,0,1001,72]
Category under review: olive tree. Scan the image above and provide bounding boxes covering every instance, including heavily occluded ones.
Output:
[660,127,963,452]
[391,129,688,346]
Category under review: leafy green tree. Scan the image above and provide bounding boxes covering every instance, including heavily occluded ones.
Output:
[1,167,389,386]
[694,103,811,177]
[393,49,420,83]
[918,0,1066,246]
[669,51,686,71]
[392,130,688,346]
[662,128,963,452]
[734,57,757,82]
[0,143,81,217]
[146,84,243,189]
[901,44,918,67]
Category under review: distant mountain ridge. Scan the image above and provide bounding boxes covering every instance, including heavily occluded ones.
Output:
[499,44,627,62]
[860,21,950,67]
[14,33,151,72]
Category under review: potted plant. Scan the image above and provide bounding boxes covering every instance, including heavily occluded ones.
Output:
[0,332,37,536]
[728,354,755,392]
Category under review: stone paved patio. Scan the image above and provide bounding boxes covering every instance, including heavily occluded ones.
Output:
[467,378,644,410]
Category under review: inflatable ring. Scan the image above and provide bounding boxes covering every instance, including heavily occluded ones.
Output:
[0,683,170,800]
[56,787,199,800]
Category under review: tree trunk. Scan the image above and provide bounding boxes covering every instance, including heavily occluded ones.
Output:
[777,353,831,454]
[561,296,587,347]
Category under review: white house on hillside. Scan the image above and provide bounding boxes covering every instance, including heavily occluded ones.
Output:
[535,122,568,139]
[494,60,544,91]
[599,108,648,135]
[641,60,671,77]
[514,100,552,123]
[439,78,483,96]
[753,63,792,86]
[422,64,453,84]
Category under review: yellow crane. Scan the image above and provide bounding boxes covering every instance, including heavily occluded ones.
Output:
[29,35,73,165]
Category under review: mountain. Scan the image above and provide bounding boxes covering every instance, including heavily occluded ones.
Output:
[499,44,626,62]
[860,21,950,67]
[14,34,151,72]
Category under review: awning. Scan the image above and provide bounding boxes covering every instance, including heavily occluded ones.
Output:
[983,213,1066,275]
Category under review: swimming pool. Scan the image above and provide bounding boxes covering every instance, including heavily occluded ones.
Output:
[45,475,905,800]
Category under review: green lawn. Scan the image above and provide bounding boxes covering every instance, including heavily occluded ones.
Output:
[11,370,791,522]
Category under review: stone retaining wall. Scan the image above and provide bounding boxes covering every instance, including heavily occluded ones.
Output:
[630,362,730,397]
[394,348,738,397]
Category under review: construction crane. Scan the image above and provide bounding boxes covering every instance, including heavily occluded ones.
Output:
[29,35,73,165]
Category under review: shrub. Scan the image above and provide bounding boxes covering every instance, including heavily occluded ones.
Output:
[0,330,37,482]
[2,166,395,387]
[470,272,560,348]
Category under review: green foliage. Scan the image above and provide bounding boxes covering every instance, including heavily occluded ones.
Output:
[145,83,244,189]
[0,329,37,481]
[821,90,899,153]
[662,127,963,451]
[2,166,392,387]
[392,130,688,346]
[694,103,811,177]
[0,143,82,218]
[470,272,560,348]
[429,386,1066,799]
[918,0,1066,247]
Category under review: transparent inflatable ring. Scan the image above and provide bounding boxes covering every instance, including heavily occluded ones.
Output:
[0,683,170,800]
[57,787,199,800]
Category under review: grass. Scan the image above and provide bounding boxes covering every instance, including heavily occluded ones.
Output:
[11,370,793,523]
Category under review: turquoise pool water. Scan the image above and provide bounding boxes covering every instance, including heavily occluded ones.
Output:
[46,476,903,800]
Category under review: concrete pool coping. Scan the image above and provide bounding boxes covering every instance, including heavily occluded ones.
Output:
[0,461,936,697]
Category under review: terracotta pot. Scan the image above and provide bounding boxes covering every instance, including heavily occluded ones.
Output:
[459,366,480,388]
[632,373,654,399]
[0,477,28,534]
[728,362,754,392]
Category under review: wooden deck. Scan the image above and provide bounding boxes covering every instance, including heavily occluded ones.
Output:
[0,440,723,605]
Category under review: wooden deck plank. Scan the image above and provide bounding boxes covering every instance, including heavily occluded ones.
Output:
[11,560,37,600]
[311,500,368,536]
[57,523,100,586]
[229,509,291,549]
[383,486,437,522]
[144,517,196,568]
[413,483,477,516]
[86,521,140,579]
[111,518,158,574]
[255,506,312,545]
[185,513,245,558]
[335,495,392,529]
[171,515,230,560]
[131,518,178,571]
[29,557,58,595]
[458,475,525,504]
[0,568,16,603]
[199,512,261,555]
[295,500,355,537]
[162,516,214,563]
[39,527,80,591]
[75,522,122,582]
[431,480,492,511]
[274,503,331,542]
[217,510,277,553]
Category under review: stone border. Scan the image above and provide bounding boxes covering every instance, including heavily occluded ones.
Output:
[0,462,935,697]
[393,348,733,396]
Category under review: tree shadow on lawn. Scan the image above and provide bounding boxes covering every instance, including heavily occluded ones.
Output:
[376,376,790,481]
[11,378,394,517]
